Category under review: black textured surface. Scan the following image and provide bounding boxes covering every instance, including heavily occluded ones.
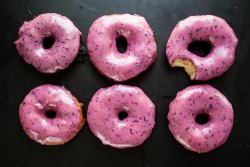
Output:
[1,0,250,166]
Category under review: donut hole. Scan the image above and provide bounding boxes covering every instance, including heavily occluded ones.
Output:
[118,111,128,120]
[116,36,128,53]
[45,110,57,119]
[195,113,210,125]
[188,41,211,57]
[43,36,55,49]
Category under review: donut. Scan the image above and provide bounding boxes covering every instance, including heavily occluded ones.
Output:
[87,14,157,82]
[19,84,85,145]
[15,13,81,73]
[166,15,238,81]
[87,84,155,148]
[167,85,234,153]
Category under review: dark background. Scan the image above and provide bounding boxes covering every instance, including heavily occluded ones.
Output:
[1,0,250,166]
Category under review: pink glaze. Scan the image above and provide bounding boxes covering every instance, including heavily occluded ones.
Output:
[87,84,155,148]
[87,14,157,82]
[168,85,234,153]
[19,84,84,145]
[15,13,81,73]
[166,15,238,80]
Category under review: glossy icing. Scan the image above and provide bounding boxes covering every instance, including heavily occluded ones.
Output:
[87,14,157,82]
[166,15,238,80]
[168,85,234,153]
[87,84,155,148]
[19,84,85,145]
[15,13,81,73]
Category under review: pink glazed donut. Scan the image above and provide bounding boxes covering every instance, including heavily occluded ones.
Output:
[19,84,85,145]
[166,15,238,80]
[167,85,234,153]
[15,13,81,73]
[87,14,157,82]
[87,84,155,148]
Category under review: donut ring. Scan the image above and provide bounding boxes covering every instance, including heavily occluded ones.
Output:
[167,85,234,153]
[19,84,85,145]
[166,15,238,80]
[15,13,81,73]
[87,84,155,148]
[87,14,157,82]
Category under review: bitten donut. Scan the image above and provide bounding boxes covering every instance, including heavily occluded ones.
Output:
[15,13,81,73]
[167,85,234,153]
[87,14,157,82]
[166,15,238,80]
[87,84,155,148]
[19,84,85,145]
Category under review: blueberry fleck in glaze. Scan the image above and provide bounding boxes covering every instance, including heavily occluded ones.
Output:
[87,84,155,148]
[87,14,157,82]
[166,15,238,80]
[19,84,85,145]
[168,85,234,153]
[15,13,81,73]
